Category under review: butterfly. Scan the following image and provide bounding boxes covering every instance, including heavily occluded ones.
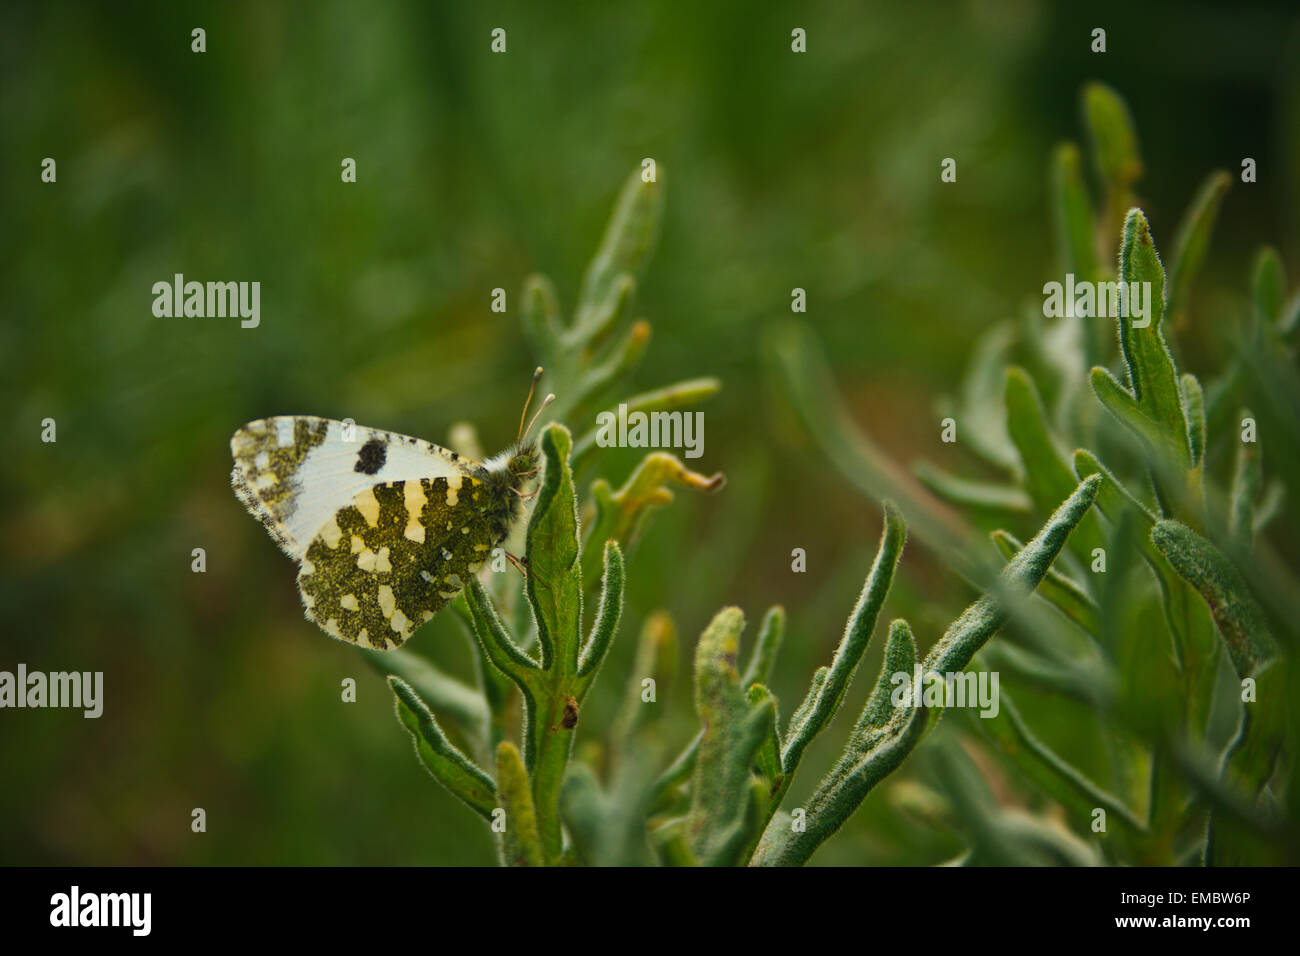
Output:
[231,369,553,650]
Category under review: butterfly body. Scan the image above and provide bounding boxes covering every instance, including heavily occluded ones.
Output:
[231,415,538,650]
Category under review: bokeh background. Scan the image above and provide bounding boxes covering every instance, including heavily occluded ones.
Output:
[3,0,1298,865]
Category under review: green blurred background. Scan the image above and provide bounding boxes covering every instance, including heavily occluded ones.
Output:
[3,0,1298,865]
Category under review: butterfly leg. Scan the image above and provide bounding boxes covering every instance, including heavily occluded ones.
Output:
[504,549,551,591]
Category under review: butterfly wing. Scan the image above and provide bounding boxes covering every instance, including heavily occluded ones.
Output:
[230,416,473,559]
[297,476,504,649]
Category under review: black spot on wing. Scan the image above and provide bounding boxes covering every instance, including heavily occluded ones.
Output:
[355,437,387,475]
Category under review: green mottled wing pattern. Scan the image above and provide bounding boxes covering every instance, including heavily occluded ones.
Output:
[298,473,506,650]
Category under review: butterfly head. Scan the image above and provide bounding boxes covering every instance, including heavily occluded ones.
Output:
[506,439,540,480]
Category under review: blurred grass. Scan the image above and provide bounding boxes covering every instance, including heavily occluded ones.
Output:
[1,0,1297,864]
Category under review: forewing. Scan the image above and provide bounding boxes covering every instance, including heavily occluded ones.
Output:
[230,416,472,558]
[296,475,502,649]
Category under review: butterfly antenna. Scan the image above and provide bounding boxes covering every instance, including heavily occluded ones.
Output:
[517,366,544,443]
[522,392,556,442]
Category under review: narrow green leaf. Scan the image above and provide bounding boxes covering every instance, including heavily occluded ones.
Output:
[927,475,1101,676]
[613,610,677,747]
[1072,449,1157,526]
[573,165,664,342]
[1281,288,1300,339]
[650,819,698,866]
[1167,170,1231,319]
[781,501,907,774]
[1228,409,1261,552]
[754,620,924,866]
[464,578,541,686]
[558,763,606,865]
[366,647,488,744]
[849,618,920,750]
[526,423,583,673]
[1075,450,1219,737]
[1050,141,1099,281]
[649,731,700,812]
[521,273,562,351]
[1253,480,1284,537]
[389,676,496,821]
[1083,82,1143,197]
[577,539,624,682]
[913,461,1031,517]
[560,758,657,867]
[749,684,783,787]
[1149,520,1278,678]
[1252,247,1286,328]
[950,320,1020,471]
[686,607,775,866]
[976,685,1144,834]
[991,529,1101,638]
[1005,366,1106,564]
[576,316,651,403]
[741,605,785,689]
[1107,208,1190,466]
[928,735,1104,866]
[1219,663,1288,800]
[494,741,545,867]
[1181,372,1206,468]
[981,642,1106,705]
[1090,365,1167,457]
[785,666,828,747]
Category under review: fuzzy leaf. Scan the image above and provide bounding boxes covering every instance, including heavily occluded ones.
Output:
[754,620,923,866]
[464,578,542,689]
[367,647,488,745]
[577,539,624,683]
[390,676,496,821]
[527,423,583,673]
[573,165,664,344]
[1091,209,1190,468]
[560,758,657,867]
[927,475,1101,675]
[494,741,545,867]
[686,607,776,865]
[741,605,785,689]
[1149,520,1278,678]
[991,529,1101,638]
[1005,366,1106,564]
[781,501,907,774]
